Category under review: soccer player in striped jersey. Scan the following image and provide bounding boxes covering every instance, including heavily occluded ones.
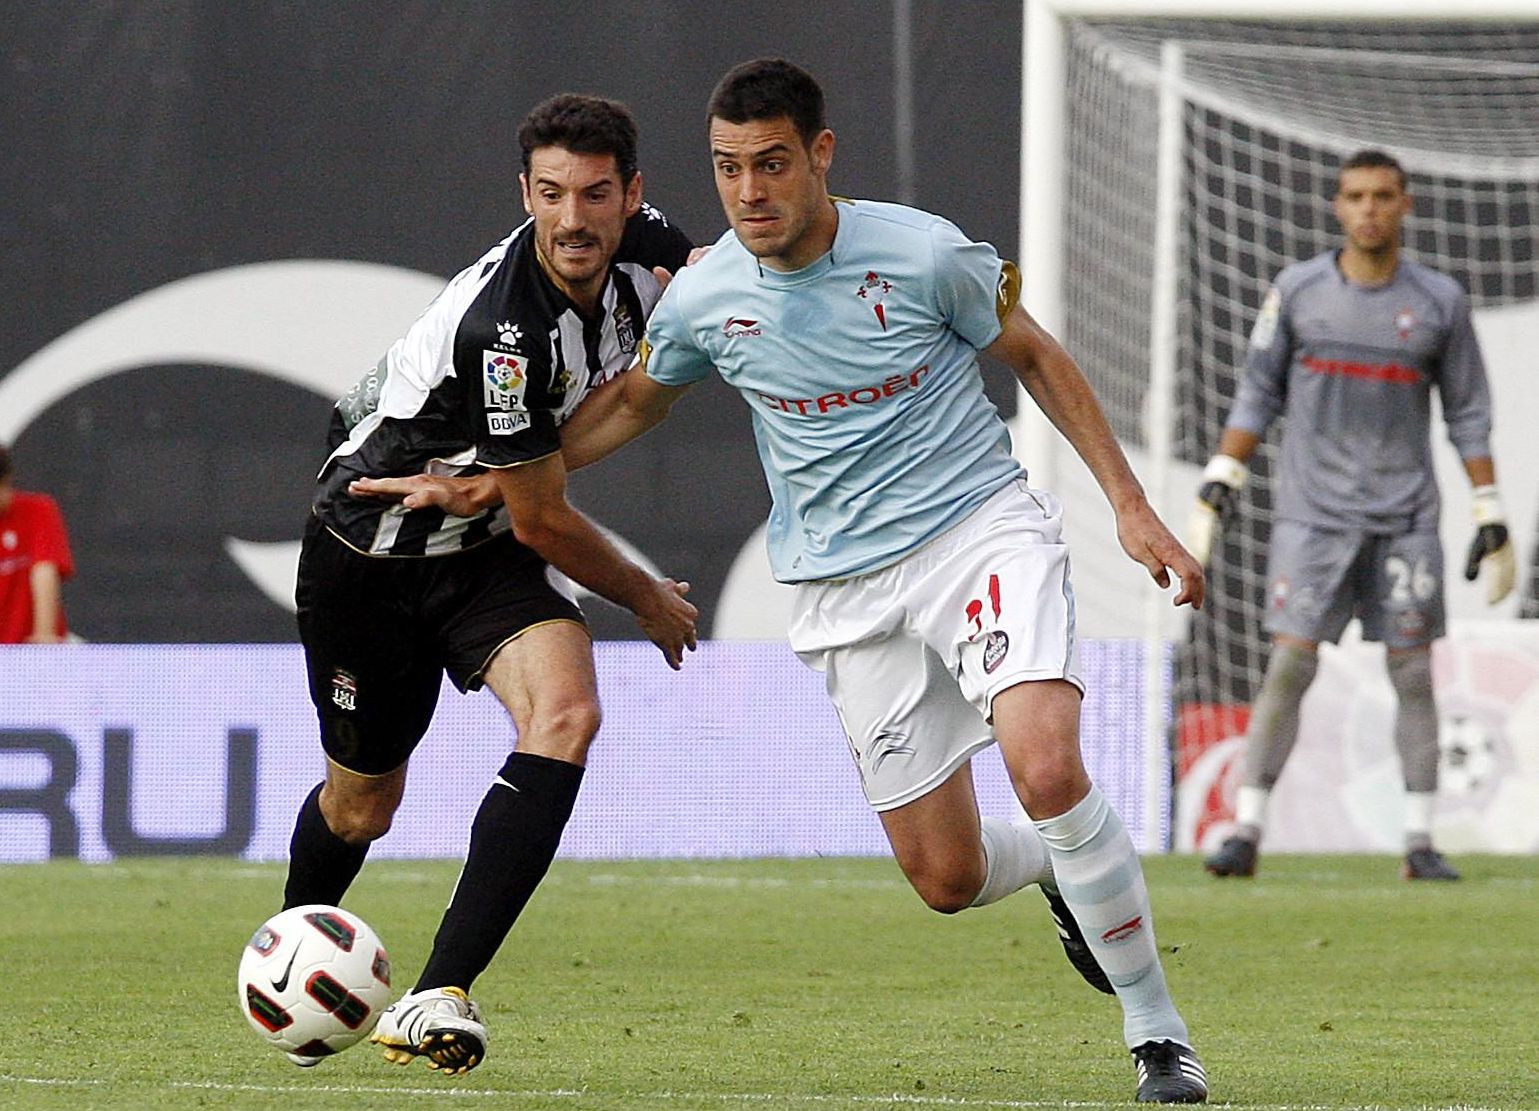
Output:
[280,94,698,1074]
[555,59,1210,1105]
[1190,149,1514,883]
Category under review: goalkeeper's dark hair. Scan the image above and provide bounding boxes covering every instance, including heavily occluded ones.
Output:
[0,443,11,483]
[708,58,826,148]
[1340,149,1407,191]
[519,94,639,186]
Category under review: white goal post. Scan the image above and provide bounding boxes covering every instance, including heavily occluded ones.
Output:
[1016,0,1539,849]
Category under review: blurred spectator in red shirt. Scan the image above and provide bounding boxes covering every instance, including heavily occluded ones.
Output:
[0,443,74,643]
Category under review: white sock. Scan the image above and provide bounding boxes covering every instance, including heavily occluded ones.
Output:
[970,816,1054,907]
[1034,786,1189,1049]
[1405,790,1436,851]
[1234,785,1270,837]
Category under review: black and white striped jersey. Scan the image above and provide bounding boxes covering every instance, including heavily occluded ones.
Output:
[314,204,691,557]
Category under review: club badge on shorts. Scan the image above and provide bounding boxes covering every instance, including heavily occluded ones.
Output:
[983,629,1010,673]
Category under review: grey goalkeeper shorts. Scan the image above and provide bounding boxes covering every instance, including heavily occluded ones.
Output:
[1264,519,1445,648]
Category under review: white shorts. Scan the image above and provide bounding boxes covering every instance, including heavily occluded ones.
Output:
[788,479,1083,812]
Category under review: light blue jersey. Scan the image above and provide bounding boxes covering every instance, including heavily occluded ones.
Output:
[643,198,1022,582]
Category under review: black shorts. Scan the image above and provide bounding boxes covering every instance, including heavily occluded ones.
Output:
[295,515,586,775]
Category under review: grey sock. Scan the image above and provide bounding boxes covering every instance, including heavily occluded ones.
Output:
[1241,644,1319,789]
[1388,648,1439,794]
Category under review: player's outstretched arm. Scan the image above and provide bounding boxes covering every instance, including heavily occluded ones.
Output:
[986,304,1204,610]
[347,362,696,513]
[559,363,693,471]
[349,472,500,515]
[494,452,697,668]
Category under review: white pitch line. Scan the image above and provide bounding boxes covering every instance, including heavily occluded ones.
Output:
[580,872,907,891]
[0,1076,1518,1111]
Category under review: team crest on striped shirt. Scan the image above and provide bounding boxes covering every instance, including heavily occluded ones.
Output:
[613,301,637,353]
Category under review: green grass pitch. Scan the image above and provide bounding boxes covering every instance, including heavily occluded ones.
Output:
[2,854,1536,1109]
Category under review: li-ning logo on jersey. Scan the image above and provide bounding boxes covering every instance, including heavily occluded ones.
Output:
[723,316,761,338]
[483,351,529,410]
[494,320,524,351]
[856,270,893,330]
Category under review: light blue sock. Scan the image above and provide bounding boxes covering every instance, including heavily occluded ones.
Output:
[969,816,1054,907]
[1034,786,1189,1048]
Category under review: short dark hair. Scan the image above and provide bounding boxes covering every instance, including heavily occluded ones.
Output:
[708,58,826,146]
[518,94,639,185]
[1339,149,1407,191]
[0,443,11,482]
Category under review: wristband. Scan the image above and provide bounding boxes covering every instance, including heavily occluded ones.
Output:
[1201,454,1249,491]
[1472,485,1505,526]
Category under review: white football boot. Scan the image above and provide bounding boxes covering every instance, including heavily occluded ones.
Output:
[370,986,488,1074]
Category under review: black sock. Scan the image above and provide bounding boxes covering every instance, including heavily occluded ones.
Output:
[282,782,369,910]
[414,752,584,992]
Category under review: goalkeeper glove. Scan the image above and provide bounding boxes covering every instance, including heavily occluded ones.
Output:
[1464,485,1516,605]
[1187,454,1248,566]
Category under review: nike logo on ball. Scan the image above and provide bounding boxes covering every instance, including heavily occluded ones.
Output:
[271,951,299,993]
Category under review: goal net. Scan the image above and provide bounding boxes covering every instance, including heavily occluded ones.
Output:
[1021,6,1539,846]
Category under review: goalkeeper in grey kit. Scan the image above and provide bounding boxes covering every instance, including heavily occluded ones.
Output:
[1188,149,1515,881]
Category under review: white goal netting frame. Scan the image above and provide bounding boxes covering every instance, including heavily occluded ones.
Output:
[1018,0,1539,845]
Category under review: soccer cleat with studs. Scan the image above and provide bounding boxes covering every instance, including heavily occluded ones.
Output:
[370,986,489,1074]
[1132,1039,1208,1103]
[1402,847,1460,881]
[1203,836,1258,878]
[1042,887,1114,994]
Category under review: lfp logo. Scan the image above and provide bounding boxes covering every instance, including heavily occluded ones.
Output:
[483,352,528,410]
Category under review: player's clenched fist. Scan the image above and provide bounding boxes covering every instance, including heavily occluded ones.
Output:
[1187,454,1248,566]
[1464,485,1515,605]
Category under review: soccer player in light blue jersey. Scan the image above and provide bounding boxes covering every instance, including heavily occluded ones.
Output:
[1191,150,1515,883]
[557,58,1210,1104]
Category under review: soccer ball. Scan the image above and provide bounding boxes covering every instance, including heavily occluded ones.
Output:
[1439,713,1500,797]
[237,904,393,1062]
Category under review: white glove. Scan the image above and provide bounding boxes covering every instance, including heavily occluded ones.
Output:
[1464,485,1516,605]
[1187,455,1248,566]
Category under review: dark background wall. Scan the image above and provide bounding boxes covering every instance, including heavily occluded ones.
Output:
[1,1,1023,642]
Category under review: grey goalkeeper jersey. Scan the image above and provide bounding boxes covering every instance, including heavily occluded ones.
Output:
[1228,250,1493,533]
